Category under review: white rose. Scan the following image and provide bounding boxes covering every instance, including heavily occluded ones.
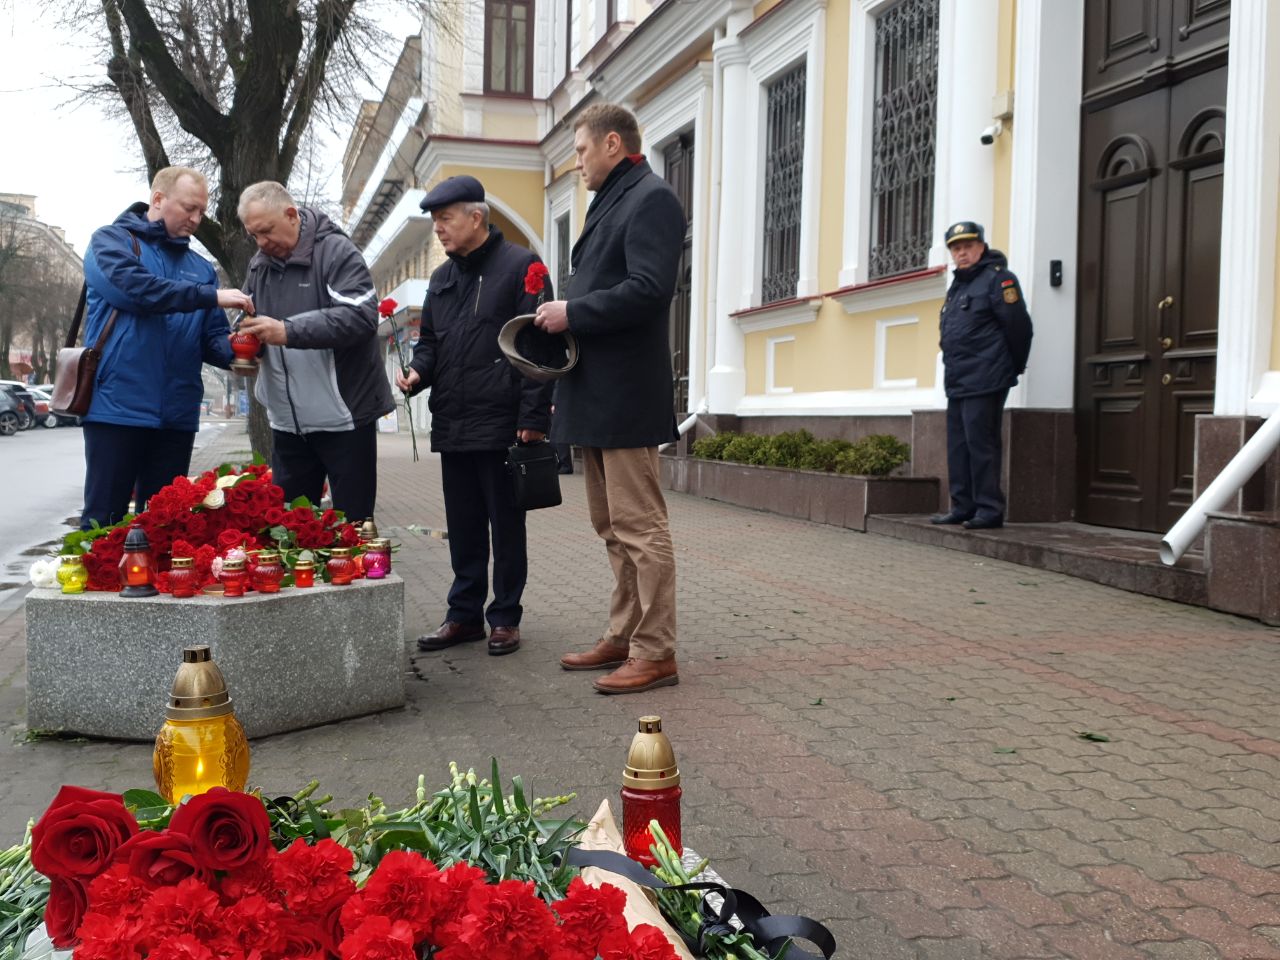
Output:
[29,558,58,589]
[216,474,240,490]
[202,488,226,509]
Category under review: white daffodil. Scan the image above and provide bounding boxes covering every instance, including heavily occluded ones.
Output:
[28,558,58,589]
[202,488,226,509]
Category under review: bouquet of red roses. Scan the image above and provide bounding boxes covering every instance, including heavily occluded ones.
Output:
[21,785,679,960]
[62,463,362,593]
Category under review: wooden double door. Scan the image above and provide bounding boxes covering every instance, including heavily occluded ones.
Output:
[1075,0,1229,531]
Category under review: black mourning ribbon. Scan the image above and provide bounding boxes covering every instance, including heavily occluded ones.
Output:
[565,847,837,959]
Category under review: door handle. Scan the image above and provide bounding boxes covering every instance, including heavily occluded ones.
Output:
[1160,337,1173,349]
[1161,373,1173,385]
[1157,296,1174,310]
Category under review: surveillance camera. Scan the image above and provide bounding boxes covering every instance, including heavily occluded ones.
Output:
[980,121,1004,146]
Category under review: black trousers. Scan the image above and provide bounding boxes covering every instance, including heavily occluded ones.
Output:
[272,423,378,522]
[440,450,527,628]
[81,423,195,529]
[945,389,1008,522]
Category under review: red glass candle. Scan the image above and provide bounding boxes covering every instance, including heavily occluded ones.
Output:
[252,551,284,593]
[326,548,355,585]
[169,557,197,598]
[229,331,260,375]
[118,524,158,597]
[221,558,248,598]
[621,716,683,868]
[363,538,391,579]
[293,559,316,588]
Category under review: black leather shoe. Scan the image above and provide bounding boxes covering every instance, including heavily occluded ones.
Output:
[930,512,972,525]
[963,516,1004,530]
[488,625,521,656]
[417,621,486,651]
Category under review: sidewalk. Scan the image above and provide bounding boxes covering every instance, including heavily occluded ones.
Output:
[4,423,1280,958]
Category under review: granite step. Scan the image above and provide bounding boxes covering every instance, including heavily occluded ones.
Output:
[865,514,1207,606]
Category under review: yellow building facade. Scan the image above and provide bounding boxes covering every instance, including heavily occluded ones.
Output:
[343,1,1280,538]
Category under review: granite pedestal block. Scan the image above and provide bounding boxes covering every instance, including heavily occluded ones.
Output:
[25,575,406,741]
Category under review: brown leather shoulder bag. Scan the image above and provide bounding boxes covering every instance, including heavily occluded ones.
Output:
[51,234,140,417]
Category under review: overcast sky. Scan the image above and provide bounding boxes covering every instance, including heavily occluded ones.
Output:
[0,1,417,258]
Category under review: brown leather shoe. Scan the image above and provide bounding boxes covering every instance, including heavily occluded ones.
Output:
[593,658,679,695]
[488,625,521,656]
[560,638,629,671]
[416,621,486,652]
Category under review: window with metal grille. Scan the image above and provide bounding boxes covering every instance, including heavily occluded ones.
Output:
[486,0,534,96]
[869,0,939,280]
[555,214,571,296]
[761,63,806,305]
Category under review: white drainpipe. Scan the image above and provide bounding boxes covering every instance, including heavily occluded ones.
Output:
[1160,407,1280,564]
[659,396,710,453]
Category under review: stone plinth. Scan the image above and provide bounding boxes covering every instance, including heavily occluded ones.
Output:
[25,575,406,741]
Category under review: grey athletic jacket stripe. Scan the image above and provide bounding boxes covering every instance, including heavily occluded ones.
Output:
[243,209,394,434]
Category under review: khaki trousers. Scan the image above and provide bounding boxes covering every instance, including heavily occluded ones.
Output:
[581,446,677,661]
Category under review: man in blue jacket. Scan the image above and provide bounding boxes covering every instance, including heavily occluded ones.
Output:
[931,221,1033,530]
[80,166,253,529]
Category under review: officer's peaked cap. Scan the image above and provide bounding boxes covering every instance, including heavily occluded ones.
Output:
[944,221,985,246]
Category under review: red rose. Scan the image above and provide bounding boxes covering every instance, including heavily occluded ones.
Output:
[115,829,212,887]
[524,262,550,295]
[31,785,137,879]
[167,788,272,873]
[44,876,88,948]
[277,916,332,960]
[217,529,245,551]
[378,297,399,318]
[264,506,285,526]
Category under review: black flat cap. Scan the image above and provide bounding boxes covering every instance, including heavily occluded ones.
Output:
[944,221,985,246]
[420,175,486,212]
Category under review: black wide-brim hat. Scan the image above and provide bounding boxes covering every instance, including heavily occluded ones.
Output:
[498,314,579,383]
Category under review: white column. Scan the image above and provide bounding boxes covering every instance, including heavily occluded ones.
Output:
[707,35,752,414]
[1216,2,1280,415]
[930,0,999,267]
[1005,0,1084,410]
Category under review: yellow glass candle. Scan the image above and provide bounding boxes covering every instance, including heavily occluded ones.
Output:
[152,646,250,803]
[153,713,250,804]
[56,555,87,594]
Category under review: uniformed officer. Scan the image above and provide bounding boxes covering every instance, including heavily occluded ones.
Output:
[931,221,1033,530]
[396,175,555,656]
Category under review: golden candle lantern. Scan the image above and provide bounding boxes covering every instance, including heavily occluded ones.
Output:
[153,645,250,804]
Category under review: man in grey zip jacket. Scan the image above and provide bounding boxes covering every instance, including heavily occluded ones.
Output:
[237,181,394,521]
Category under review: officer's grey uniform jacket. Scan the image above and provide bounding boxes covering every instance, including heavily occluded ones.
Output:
[244,209,395,434]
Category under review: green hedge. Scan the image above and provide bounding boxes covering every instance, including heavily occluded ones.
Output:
[690,429,910,477]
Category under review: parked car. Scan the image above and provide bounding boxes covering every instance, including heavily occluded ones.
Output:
[28,387,79,428]
[0,390,19,436]
[0,383,37,430]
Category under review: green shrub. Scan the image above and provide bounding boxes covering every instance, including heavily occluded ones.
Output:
[722,433,772,465]
[690,432,736,460]
[690,429,911,475]
[764,430,815,469]
[834,434,912,476]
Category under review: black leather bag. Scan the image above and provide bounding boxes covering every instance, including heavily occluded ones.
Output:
[506,440,562,510]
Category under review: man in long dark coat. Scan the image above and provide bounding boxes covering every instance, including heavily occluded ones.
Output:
[534,103,685,694]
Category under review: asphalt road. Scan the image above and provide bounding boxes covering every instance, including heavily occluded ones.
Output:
[0,421,228,603]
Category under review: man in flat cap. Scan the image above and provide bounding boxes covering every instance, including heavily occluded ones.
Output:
[932,221,1033,530]
[396,176,554,657]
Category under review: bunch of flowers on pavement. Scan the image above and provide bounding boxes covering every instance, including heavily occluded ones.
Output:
[0,764,686,960]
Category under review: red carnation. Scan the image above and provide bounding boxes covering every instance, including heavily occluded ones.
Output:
[379,297,398,318]
[272,837,356,919]
[340,915,417,960]
[553,878,629,956]
[524,261,550,296]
